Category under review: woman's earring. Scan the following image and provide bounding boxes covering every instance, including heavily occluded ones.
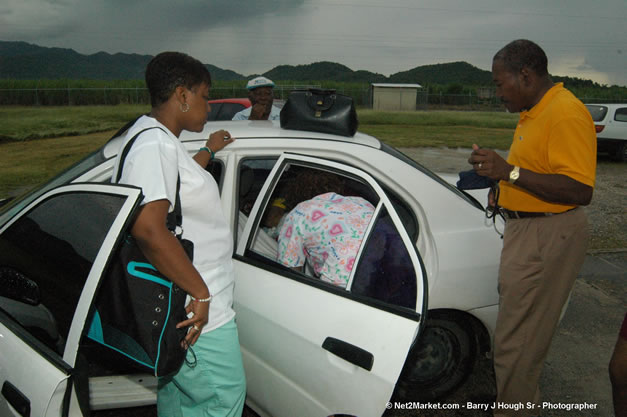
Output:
[180,102,190,113]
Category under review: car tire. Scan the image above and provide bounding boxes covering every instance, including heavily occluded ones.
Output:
[613,141,627,162]
[393,312,477,401]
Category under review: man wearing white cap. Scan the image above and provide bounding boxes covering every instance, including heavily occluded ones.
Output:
[232,76,281,121]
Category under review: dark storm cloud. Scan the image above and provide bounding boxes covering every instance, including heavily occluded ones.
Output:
[100,0,306,31]
[1,0,625,85]
[1,0,306,48]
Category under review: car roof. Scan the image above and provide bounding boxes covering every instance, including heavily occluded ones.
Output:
[208,98,251,106]
[586,103,626,109]
[103,120,382,158]
[185,121,381,146]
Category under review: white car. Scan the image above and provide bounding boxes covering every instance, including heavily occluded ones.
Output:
[0,120,502,417]
[586,103,627,161]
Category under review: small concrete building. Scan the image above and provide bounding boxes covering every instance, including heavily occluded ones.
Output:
[371,83,422,111]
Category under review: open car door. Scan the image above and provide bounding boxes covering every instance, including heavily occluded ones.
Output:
[0,183,143,416]
[234,154,427,417]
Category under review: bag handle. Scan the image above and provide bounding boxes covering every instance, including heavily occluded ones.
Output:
[306,90,337,112]
[307,88,336,96]
[115,127,183,232]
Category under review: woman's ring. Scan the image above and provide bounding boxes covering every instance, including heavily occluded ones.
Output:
[478,162,483,169]
[193,325,201,331]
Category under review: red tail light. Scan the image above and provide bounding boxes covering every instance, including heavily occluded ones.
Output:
[595,125,605,133]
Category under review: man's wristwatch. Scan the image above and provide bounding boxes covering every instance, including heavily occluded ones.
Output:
[508,165,520,184]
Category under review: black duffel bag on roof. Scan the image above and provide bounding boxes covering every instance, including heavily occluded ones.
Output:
[280,89,358,137]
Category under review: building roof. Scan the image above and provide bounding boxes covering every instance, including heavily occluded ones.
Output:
[371,83,422,88]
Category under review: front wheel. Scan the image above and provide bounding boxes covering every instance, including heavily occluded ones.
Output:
[394,312,477,401]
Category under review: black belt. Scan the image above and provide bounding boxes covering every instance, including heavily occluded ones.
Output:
[500,208,573,220]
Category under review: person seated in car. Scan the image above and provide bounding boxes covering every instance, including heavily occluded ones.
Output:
[260,198,288,239]
[275,172,375,288]
[232,76,281,121]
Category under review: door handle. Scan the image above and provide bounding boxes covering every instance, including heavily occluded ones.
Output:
[2,381,30,417]
[322,337,374,371]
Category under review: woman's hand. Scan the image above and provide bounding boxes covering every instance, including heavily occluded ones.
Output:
[178,298,210,348]
[206,129,234,153]
[193,129,235,167]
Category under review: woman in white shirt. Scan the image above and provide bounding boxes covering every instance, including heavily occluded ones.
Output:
[114,51,245,417]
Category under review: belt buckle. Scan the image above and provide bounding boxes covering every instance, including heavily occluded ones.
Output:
[499,208,514,220]
[505,209,526,220]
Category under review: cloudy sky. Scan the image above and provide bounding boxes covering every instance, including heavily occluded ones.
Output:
[1,0,626,86]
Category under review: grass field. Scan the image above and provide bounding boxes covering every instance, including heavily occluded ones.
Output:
[0,105,151,141]
[0,105,519,197]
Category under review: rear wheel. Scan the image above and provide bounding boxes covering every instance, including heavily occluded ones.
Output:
[613,141,627,162]
[394,312,477,401]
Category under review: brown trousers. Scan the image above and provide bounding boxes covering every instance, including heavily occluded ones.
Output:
[493,208,589,417]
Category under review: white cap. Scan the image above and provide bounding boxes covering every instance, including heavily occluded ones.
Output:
[246,76,275,90]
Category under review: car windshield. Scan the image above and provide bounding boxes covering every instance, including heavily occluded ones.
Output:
[586,104,608,122]
[0,149,106,225]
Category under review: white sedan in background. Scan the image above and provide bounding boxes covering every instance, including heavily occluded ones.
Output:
[0,120,502,417]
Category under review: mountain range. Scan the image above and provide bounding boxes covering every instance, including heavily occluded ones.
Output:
[0,40,604,88]
[0,41,495,85]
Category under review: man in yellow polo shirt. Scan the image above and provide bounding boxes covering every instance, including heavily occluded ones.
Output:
[468,39,596,416]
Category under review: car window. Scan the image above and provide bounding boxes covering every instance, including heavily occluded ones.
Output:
[237,158,278,244]
[206,103,224,121]
[245,162,417,309]
[351,207,417,309]
[0,191,126,355]
[382,186,419,242]
[615,107,627,122]
[586,104,608,122]
[206,158,224,191]
[207,103,247,121]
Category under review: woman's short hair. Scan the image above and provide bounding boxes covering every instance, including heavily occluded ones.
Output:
[493,39,548,77]
[145,52,212,107]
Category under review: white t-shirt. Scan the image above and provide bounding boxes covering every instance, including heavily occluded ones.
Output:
[112,115,235,331]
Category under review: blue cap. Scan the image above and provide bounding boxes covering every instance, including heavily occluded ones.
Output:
[246,76,275,90]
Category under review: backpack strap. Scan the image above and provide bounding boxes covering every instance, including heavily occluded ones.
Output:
[115,127,183,232]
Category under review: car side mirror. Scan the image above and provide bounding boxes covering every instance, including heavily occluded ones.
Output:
[0,267,41,306]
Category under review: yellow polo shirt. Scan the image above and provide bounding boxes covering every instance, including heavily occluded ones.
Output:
[499,83,596,212]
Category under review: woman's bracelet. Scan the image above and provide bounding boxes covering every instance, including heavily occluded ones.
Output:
[199,146,214,160]
[191,294,212,303]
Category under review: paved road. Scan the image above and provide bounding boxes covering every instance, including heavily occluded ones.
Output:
[385,251,627,417]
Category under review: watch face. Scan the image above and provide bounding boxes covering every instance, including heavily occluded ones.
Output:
[509,167,520,183]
